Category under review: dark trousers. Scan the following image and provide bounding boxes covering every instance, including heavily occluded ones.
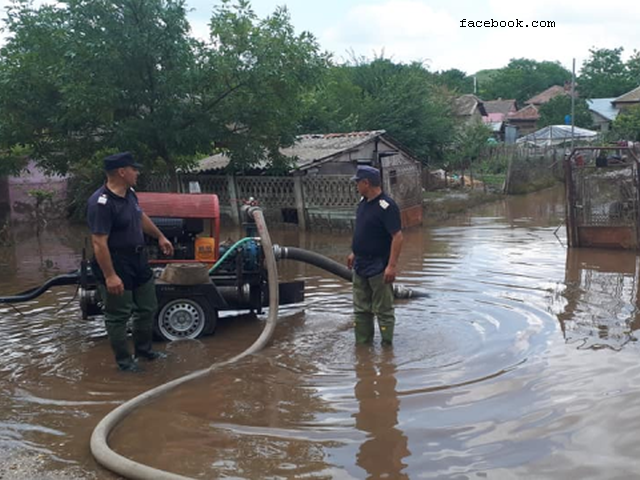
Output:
[353,271,395,345]
[94,250,156,368]
[98,277,157,368]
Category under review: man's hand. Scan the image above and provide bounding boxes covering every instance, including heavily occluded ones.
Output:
[106,274,125,296]
[347,253,355,269]
[158,236,174,257]
[384,265,397,284]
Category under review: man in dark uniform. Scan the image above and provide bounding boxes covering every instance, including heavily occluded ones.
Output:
[87,152,174,372]
[347,166,403,345]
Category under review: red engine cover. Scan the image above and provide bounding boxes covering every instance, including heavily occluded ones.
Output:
[137,192,220,262]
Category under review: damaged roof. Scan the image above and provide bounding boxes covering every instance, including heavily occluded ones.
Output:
[195,130,388,172]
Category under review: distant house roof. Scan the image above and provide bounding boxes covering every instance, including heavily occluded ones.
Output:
[586,98,619,121]
[508,104,540,121]
[525,85,573,105]
[613,86,640,104]
[194,130,405,173]
[453,94,487,117]
[483,99,517,116]
[484,112,505,122]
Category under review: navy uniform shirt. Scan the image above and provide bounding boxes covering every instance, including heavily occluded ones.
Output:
[87,185,145,249]
[351,192,401,276]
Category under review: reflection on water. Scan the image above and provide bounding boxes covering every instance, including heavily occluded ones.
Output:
[2,185,640,478]
[556,248,640,350]
[353,346,409,479]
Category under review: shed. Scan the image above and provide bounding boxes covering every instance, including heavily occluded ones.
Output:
[586,98,619,132]
[182,131,423,229]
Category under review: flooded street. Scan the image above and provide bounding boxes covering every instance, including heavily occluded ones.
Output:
[2,185,640,479]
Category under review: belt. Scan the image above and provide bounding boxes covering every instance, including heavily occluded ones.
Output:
[110,245,145,255]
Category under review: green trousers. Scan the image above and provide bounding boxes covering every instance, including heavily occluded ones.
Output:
[98,277,158,368]
[353,271,395,345]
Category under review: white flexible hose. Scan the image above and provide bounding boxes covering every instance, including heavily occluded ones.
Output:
[90,208,279,480]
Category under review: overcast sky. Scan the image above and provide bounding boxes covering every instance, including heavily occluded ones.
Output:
[2,0,639,74]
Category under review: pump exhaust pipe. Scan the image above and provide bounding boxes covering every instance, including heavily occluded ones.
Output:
[273,245,428,299]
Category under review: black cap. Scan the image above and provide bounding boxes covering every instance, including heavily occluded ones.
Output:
[103,152,142,171]
[351,165,381,185]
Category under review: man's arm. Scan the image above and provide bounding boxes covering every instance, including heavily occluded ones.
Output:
[384,231,403,283]
[141,213,174,256]
[92,234,124,295]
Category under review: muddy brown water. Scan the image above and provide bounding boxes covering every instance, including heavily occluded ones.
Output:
[2,186,640,479]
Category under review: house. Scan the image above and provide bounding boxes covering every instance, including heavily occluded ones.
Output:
[0,160,68,223]
[483,99,518,123]
[506,104,540,136]
[612,86,640,112]
[188,131,424,229]
[586,98,619,132]
[525,83,574,107]
[482,99,518,141]
[452,94,487,124]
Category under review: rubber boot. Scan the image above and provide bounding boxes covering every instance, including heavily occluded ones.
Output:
[132,277,164,361]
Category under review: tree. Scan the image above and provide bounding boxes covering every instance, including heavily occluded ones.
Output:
[611,105,640,141]
[299,57,455,163]
[479,58,571,104]
[434,68,474,94]
[0,0,326,179]
[538,95,593,129]
[446,121,493,182]
[578,47,635,98]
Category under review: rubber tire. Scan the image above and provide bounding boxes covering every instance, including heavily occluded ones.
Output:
[153,295,217,341]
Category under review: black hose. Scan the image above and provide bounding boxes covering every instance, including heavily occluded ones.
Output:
[278,246,352,281]
[0,271,81,304]
[275,246,429,299]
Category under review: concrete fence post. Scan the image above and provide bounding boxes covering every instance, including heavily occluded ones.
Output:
[293,175,307,230]
[227,175,241,225]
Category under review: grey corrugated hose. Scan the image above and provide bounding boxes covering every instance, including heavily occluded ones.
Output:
[90,208,279,480]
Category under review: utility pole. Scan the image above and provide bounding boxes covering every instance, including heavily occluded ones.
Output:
[570,58,576,152]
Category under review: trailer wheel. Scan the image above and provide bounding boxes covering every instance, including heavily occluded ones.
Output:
[154,297,216,341]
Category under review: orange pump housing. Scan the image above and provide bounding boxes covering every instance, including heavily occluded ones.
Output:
[136,192,220,264]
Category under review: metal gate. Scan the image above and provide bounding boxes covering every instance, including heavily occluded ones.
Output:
[565,147,640,249]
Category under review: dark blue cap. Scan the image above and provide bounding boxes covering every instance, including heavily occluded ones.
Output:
[103,152,142,171]
[351,165,381,185]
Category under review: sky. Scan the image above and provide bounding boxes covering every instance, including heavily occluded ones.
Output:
[1,0,639,75]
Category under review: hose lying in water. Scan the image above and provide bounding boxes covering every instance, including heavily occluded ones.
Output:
[90,206,279,480]
[274,245,429,299]
[0,272,80,304]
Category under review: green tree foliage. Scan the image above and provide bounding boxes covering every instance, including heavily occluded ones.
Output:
[300,57,455,163]
[447,121,493,174]
[612,105,640,141]
[0,0,326,177]
[578,47,636,98]
[537,95,593,129]
[479,58,571,104]
[434,68,474,94]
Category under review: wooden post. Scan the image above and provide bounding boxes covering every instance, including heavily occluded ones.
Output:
[293,175,307,230]
[227,175,241,225]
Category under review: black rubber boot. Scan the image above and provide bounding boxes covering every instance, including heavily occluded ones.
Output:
[117,356,142,372]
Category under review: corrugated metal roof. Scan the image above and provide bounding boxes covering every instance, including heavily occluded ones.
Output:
[586,98,619,121]
[194,130,386,172]
[613,86,640,104]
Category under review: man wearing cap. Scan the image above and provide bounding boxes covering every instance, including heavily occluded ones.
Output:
[347,165,403,346]
[87,152,174,372]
